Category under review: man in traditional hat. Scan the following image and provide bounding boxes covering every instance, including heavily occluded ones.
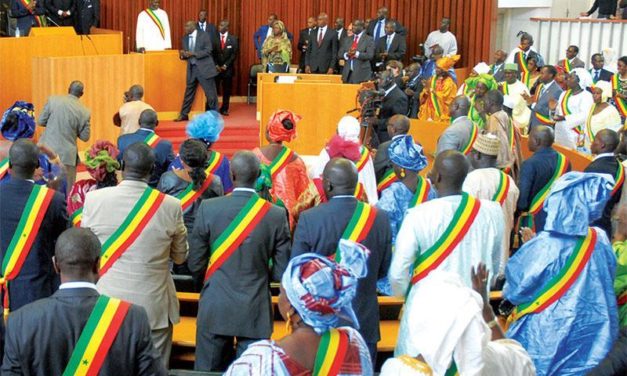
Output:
[500,63,531,132]
[463,133,520,279]
[553,68,594,150]
[418,55,459,122]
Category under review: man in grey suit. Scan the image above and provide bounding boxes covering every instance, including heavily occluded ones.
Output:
[436,96,473,155]
[373,114,410,182]
[81,142,188,367]
[305,12,338,74]
[523,65,563,130]
[38,80,91,193]
[490,49,507,83]
[2,228,167,375]
[188,151,290,372]
[175,20,219,122]
[339,19,375,84]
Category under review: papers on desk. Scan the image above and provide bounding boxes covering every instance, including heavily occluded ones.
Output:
[274,76,299,84]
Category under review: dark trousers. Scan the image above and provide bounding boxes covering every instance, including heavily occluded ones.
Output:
[194,331,258,372]
[180,65,218,116]
[215,72,233,112]
[367,341,377,367]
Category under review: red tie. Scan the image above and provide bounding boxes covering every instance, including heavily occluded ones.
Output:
[351,35,359,50]
[317,28,323,46]
[220,35,226,50]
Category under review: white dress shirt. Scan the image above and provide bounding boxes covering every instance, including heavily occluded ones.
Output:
[554,90,594,150]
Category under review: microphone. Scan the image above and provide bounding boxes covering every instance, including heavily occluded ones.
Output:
[45,16,61,27]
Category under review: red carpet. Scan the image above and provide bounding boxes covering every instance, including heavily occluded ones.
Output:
[156,103,260,157]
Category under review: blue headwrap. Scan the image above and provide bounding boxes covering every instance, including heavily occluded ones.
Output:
[1,101,36,141]
[389,135,428,172]
[544,172,613,236]
[185,111,224,145]
[282,240,369,334]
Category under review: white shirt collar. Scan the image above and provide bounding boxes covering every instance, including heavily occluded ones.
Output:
[385,83,397,96]
[543,80,555,89]
[452,115,469,124]
[220,32,228,38]
[139,127,155,133]
[594,152,615,161]
[233,187,256,193]
[331,195,356,199]
[189,30,198,38]
[318,25,327,33]
[59,282,99,291]
[392,134,404,140]
[387,32,395,39]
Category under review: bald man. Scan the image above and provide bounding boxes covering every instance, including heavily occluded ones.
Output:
[585,129,623,237]
[292,157,392,363]
[114,84,154,136]
[305,12,338,74]
[188,151,290,372]
[390,150,503,294]
[490,49,508,82]
[436,96,473,155]
[373,114,410,182]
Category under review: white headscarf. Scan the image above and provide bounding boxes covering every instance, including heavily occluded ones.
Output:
[473,62,491,75]
[571,68,593,89]
[337,115,361,142]
[593,80,613,102]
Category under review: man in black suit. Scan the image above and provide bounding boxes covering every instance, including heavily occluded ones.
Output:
[188,151,291,372]
[175,21,219,121]
[215,20,238,116]
[372,70,408,144]
[590,53,613,84]
[0,140,68,314]
[292,158,392,364]
[297,16,316,72]
[374,20,406,71]
[197,9,218,49]
[585,129,622,238]
[373,114,410,182]
[339,19,375,84]
[334,17,349,73]
[305,12,338,74]
[74,0,98,34]
[366,6,406,40]
[404,62,424,118]
[45,0,75,27]
[117,109,174,188]
[2,228,166,375]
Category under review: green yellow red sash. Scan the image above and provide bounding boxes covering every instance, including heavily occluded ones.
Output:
[492,171,510,205]
[0,158,9,180]
[507,119,515,151]
[460,122,478,155]
[444,362,459,376]
[336,202,377,262]
[353,182,366,201]
[517,50,530,87]
[204,194,272,281]
[534,111,555,125]
[63,295,131,376]
[143,133,161,148]
[612,74,627,117]
[99,188,165,276]
[377,169,398,193]
[355,147,369,172]
[611,162,625,197]
[71,207,83,227]
[409,176,431,208]
[268,146,294,179]
[429,76,441,118]
[585,104,596,144]
[560,90,573,116]
[411,193,481,284]
[501,82,510,95]
[510,228,597,322]
[312,328,350,376]
[618,290,627,306]
[1,185,55,316]
[176,175,215,211]
[18,0,46,27]
[564,59,572,73]
[144,8,165,40]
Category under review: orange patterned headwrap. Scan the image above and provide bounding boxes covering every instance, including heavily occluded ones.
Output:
[436,55,461,71]
[267,110,302,143]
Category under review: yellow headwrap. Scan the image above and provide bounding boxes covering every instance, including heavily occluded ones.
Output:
[436,55,461,71]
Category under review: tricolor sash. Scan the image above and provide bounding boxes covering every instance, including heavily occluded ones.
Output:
[336,202,377,262]
[71,207,83,227]
[507,119,515,151]
[63,295,131,376]
[268,146,294,179]
[411,193,481,285]
[564,59,572,73]
[99,188,165,276]
[353,182,365,201]
[460,122,478,155]
[355,147,369,172]
[501,82,510,95]
[377,169,398,193]
[1,185,55,316]
[205,151,224,175]
[585,104,596,144]
[144,8,166,40]
[409,176,431,208]
[612,74,627,117]
[143,133,162,148]
[444,362,459,376]
[312,328,350,376]
[18,0,46,27]
[510,228,597,322]
[534,111,556,125]
[204,194,272,281]
[618,290,627,306]
[517,51,530,87]
[0,158,9,180]
[429,76,442,118]
[492,171,510,205]
[176,175,216,211]
[611,162,625,197]
[560,90,573,116]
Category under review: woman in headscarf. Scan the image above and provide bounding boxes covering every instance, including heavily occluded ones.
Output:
[467,73,498,129]
[67,140,120,225]
[584,80,624,153]
[552,68,594,150]
[261,20,292,73]
[418,55,459,122]
[170,111,233,193]
[456,62,490,97]
[253,110,318,230]
[313,116,378,204]
[225,240,373,376]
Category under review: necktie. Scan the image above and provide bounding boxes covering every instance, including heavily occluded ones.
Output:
[375,20,383,40]
[201,23,205,32]
[594,70,600,83]
[386,36,392,51]
[221,34,226,50]
[351,35,359,50]
[318,28,323,46]
[189,35,195,51]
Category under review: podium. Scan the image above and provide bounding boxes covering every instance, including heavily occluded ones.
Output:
[29,26,76,36]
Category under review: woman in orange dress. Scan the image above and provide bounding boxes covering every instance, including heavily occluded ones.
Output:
[418,55,460,122]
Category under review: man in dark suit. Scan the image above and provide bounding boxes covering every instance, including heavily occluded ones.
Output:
[585,129,622,238]
[367,6,406,40]
[523,65,563,130]
[10,0,46,36]
[405,62,424,118]
[292,158,392,364]
[374,21,406,71]
[74,0,98,34]
[188,151,290,372]
[372,70,408,144]
[305,12,338,74]
[590,53,613,84]
[339,19,375,84]
[197,9,218,49]
[0,139,68,314]
[45,0,75,27]
[558,45,586,72]
[215,20,238,116]
[175,20,219,121]
[2,228,166,375]
[117,109,174,188]
[490,49,507,83]
[373,114,410,182]
[297,17,316,72]
[334,17,349,73]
